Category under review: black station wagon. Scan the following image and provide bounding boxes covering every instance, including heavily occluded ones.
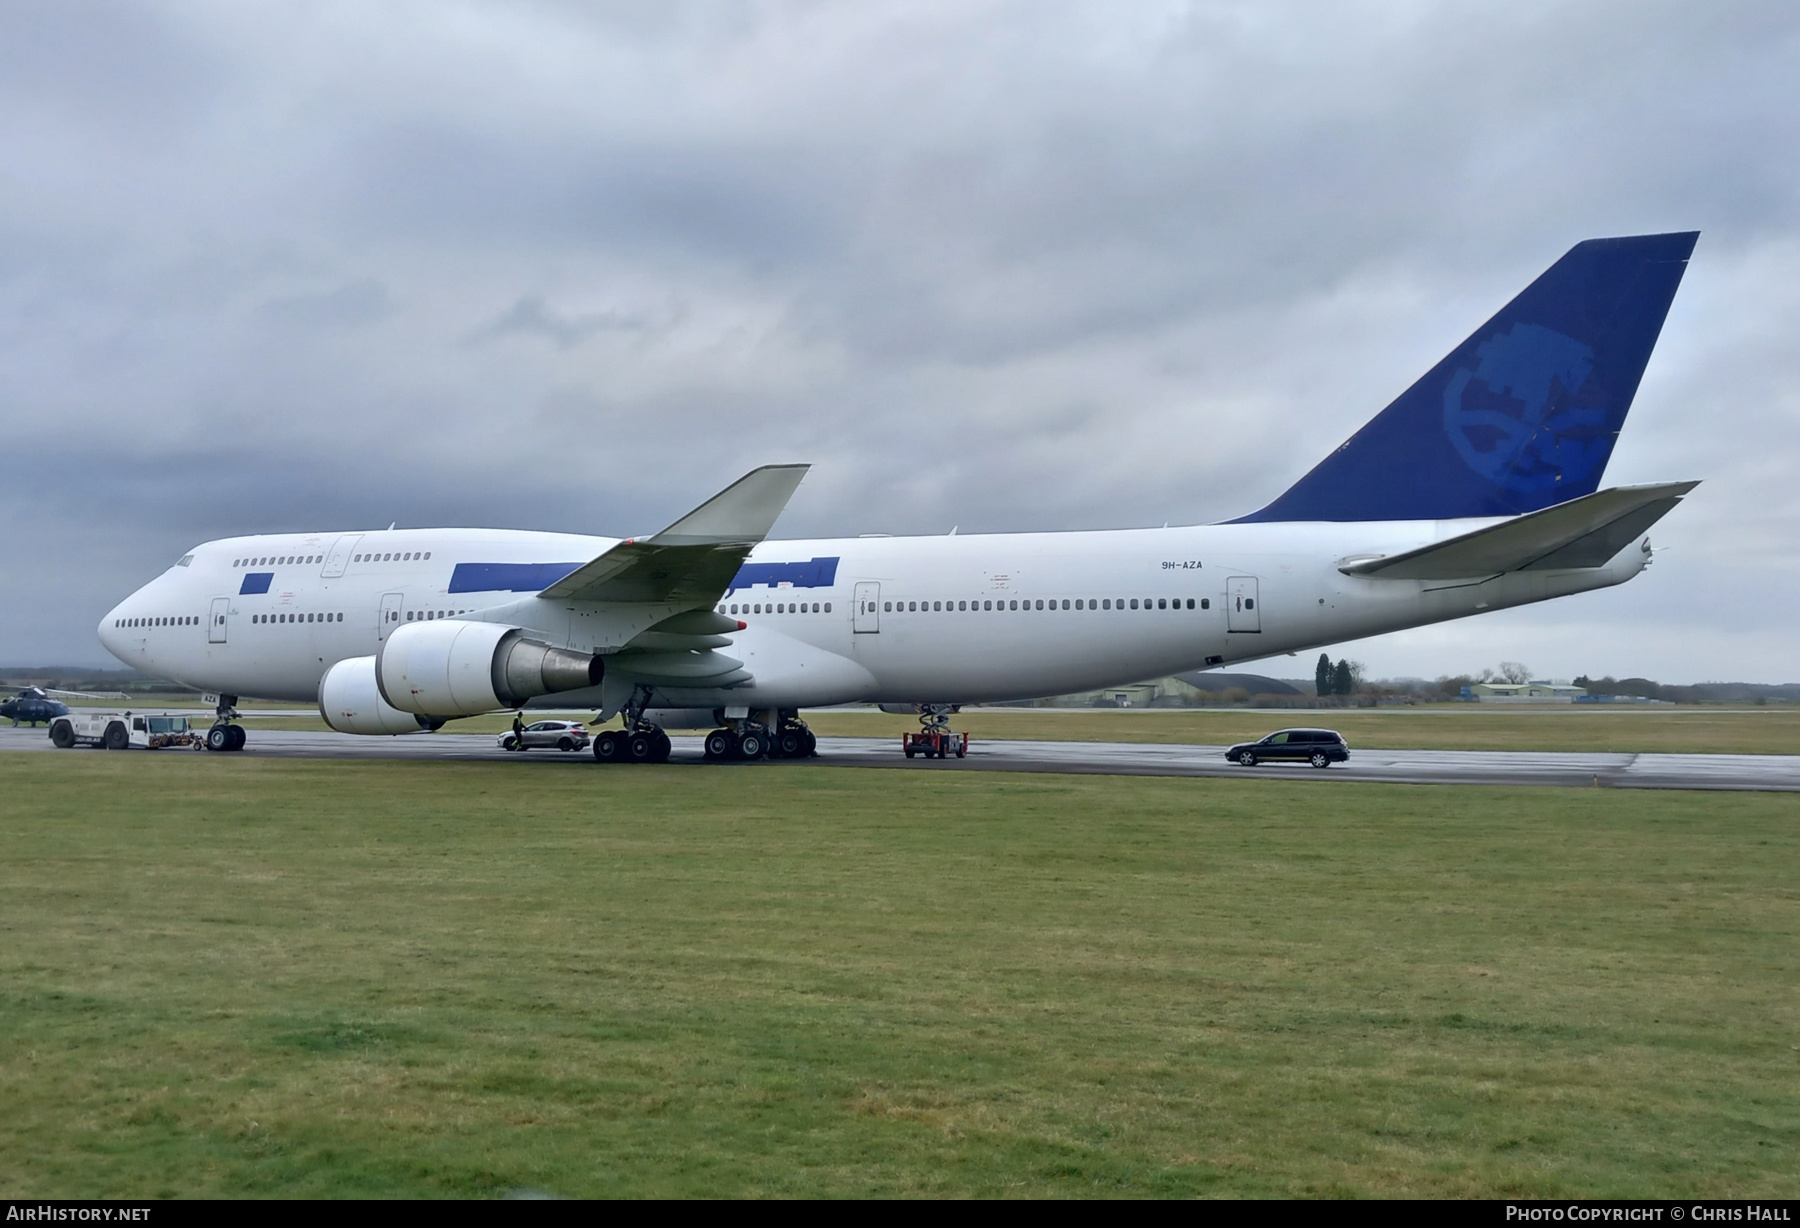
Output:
[1226,728,1350,769]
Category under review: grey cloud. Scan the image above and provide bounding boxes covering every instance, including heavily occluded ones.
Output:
[469,296,655,349]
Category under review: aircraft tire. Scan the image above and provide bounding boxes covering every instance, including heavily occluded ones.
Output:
[207,725,231,752]
[652,730,672,762]
[593,730,625,763]
[627,732,655,763]
[737,730,765,760]
[227,725,246,751]
[50,721,75,749]
[777,729,804,758]
[801,728,817,756]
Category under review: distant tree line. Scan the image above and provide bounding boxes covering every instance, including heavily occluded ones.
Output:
[1314,654,1363,697]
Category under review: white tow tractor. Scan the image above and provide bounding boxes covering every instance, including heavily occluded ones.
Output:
[48,712,203,751]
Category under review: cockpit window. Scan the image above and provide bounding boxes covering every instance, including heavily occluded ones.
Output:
[176,554,194,567]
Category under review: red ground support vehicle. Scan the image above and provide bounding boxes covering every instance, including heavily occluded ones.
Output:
[903,730,968,759]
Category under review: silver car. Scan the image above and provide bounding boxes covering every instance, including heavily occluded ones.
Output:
[498,719,590,752]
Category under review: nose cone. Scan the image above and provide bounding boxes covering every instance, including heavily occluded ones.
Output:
[97,599,130,665]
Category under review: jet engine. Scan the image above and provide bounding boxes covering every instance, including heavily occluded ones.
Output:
[375,619,603,717]
[319,655,438,735]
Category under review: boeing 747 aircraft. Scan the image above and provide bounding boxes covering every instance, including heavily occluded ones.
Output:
[96,232,1700,760]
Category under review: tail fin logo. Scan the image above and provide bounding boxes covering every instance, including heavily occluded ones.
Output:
[1443,323,1609,495]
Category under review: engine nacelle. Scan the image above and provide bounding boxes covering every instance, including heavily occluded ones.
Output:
[319,656,436,735]
[375,619,604,716]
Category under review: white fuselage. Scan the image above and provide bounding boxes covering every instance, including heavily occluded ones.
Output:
[99,519,1648,713]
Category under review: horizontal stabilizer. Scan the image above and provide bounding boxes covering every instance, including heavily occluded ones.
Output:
[1340,481,1697,580]
[538,465,809,604]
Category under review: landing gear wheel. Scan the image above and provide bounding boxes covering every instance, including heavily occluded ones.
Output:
[1310,751,1330,769]
[227,725,245,751]
[704,729,733,761]
[737,730,765,760]
[104,724,129,751]
[627,731,655,763]
[592,730,625,763]
[777,729,804,758]
[50,723,74,749]
[801,728,817,757]
[1239,750,1257,767]
[652,730,672,762]
[207,725,231,752]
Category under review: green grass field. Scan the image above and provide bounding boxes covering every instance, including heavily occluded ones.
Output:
[230,704,1800,756]
[2,755,1796,1197]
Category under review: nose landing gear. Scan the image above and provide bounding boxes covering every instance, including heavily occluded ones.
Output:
[902,705,968,760]
[206,695,246,752]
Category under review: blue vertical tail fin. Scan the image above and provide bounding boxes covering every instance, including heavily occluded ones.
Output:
[1236,232,1698,522]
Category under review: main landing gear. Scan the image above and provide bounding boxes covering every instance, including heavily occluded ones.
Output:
[591,686,673,764]
[902,704,968,760]
[206,694,246,753]
[701,709,818,762]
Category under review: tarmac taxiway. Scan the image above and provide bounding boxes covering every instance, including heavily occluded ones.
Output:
[4,724,1797,791]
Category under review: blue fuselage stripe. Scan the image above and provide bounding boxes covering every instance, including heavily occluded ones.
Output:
[447,562,585,594]
[726,556,839,595]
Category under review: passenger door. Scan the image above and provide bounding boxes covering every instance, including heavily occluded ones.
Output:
[208,597,230,644]
[854,582,881,633]
[1227,577,1260,633]
[378,592,404,642]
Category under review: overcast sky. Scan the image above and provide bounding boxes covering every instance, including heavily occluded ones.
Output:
[3,1,1797,682]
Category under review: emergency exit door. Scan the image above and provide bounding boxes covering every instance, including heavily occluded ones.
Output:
[854,582,880,633]
[1227,577,1260,632]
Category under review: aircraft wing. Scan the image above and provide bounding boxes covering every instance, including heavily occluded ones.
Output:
[538,464,809,604]
[1339,481,1698,580]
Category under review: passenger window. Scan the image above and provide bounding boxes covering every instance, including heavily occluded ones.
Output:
[1129,599,1138,609]
[884,602,892,612]
[1158,599,1166,609]
[1201,598,1210,609]
[424,552,431,560]
[932,601,941,611]
[823,603,831,613]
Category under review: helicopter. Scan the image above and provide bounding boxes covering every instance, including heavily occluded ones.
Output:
[2,685,121,726]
